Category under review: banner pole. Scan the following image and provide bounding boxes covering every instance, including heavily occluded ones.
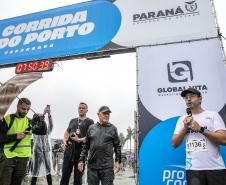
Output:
[211,0,226,64]
[135,49,139,185]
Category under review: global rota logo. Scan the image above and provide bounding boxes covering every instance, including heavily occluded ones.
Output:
[167,61,193,83]
[156,60,208,96]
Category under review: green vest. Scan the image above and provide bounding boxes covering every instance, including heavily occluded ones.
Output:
[4,115,31,158]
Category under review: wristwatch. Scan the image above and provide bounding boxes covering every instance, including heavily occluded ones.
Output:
[199,127,206,134]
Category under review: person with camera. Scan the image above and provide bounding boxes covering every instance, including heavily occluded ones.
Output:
[30,105,54,185]
[172,88,226,185]
[60,102,94,185]
[0,98,47,185]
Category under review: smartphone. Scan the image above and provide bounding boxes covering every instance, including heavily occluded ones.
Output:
[71,133,76,137]
[44,105,50,115]
[24,131,30,135]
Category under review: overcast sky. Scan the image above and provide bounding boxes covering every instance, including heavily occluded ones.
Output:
[0,0,225,141]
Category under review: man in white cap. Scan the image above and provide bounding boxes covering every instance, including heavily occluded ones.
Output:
[172,88,226,185]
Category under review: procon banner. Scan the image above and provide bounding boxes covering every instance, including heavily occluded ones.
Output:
[0,0,218,66]
[137,39,226,185]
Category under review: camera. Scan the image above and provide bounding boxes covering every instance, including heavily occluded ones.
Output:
[70,133,76,137]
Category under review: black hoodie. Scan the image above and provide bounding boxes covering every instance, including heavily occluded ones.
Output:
[79,122,121,169]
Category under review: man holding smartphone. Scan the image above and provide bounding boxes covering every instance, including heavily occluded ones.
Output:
[172,88,226,185]
[60,102,94,185]
[0,98,47,185]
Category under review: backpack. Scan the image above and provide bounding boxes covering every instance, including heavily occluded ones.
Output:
[7,114,16,132]
[0,114,16,161]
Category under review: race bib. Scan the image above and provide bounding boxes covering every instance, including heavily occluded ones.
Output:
[186,138,207,152]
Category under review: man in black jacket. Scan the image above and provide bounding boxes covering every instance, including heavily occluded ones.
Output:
[60,102,94,185]
[78,106,121,185]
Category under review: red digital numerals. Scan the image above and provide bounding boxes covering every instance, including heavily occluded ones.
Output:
[15,60,53,74]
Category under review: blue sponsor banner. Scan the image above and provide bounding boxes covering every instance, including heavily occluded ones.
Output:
[139,117,226,185]
[138,41,226,185]
[139,118,186,185]
[0,0,121,65]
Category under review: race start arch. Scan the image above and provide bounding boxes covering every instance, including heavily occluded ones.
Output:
[0,0,226,185]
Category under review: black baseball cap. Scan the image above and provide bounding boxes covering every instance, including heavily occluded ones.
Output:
[98,106,111,113]
[181,88,201,97]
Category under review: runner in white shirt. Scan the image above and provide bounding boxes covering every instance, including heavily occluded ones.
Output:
[172,88,226,185]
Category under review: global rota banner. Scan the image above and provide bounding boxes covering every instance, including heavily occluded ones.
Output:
[0,0,218,66]
[137,38,226,185]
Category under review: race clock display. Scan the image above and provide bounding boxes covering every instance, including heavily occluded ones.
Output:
[15,60,54,74]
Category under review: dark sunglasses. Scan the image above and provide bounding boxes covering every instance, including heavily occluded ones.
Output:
[102,112,110,115]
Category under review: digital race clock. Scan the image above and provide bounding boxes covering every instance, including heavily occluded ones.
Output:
[15,60,54,74]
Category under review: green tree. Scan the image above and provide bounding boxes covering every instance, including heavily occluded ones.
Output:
[119,133,126,148]
[126,126,134,154]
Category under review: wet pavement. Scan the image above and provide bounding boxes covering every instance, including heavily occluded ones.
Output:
[22,167,136,185]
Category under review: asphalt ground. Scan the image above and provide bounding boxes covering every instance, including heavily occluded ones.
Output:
[22,167,136,185]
